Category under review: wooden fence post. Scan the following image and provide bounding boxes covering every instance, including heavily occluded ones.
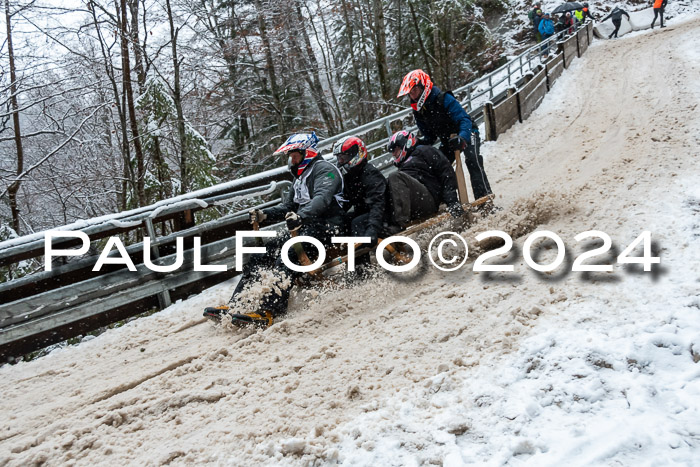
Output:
[143,218,172,309]
[484,101,497,142]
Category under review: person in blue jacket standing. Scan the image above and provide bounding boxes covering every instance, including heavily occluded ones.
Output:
[397,69,493,201]
[538,13,555,56]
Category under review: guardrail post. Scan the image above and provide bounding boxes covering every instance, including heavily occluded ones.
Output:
[384,119,393,138]
[507,62,511,87]
[488,75,493,99]
[558,39,566,61]
[519,55,524,77]
[527,52,532,73]
[576,28,582,57]
[143,218,172,309]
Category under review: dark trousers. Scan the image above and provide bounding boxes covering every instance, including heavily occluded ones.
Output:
[349,213,370,236]
[439,141,492,200]
[230,220,343,315]
[346,213,374,269]
[463,141,493,200]
[651,8,664,28]
[609,19,622,38]
[387,171,438,227]
[540,33,553,55]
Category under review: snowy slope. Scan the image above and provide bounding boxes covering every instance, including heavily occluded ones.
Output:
[1,16,699,466]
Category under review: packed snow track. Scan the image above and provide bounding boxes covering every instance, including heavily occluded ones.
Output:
[1,17,699,466]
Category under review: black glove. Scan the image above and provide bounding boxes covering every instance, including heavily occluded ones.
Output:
[449,136,467,152]
[249,209,267,224]
[447,203,466,218]
[285,211,302,231]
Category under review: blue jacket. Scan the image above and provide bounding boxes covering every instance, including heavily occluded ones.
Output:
[538,18,554,36]
[414,86,472,145]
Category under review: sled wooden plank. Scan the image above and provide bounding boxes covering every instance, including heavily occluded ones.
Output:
[450,133,470,205]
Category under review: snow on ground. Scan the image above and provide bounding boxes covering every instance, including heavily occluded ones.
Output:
[1,16,699,467]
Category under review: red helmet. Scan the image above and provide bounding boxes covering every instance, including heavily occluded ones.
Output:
[398,69,433,111]
[333,136,368,174]
[387,130,417,165]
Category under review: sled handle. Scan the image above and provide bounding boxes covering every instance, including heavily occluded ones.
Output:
[451,133,470,205]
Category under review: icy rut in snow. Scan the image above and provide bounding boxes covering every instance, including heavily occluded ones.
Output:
[1,17,699,466]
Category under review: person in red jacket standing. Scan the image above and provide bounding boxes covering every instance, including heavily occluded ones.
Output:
[651,0,668,29]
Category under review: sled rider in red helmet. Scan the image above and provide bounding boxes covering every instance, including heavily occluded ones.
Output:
[397,69,494,201]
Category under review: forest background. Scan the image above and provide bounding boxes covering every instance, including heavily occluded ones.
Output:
[0,0,516,243]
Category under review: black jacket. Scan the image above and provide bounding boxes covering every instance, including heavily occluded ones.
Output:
[396,145,459,207]
[342,162,387,236]
[413,86,472,149]
[602,7,630,22]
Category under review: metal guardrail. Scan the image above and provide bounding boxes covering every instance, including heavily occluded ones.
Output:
[0,22,592,356]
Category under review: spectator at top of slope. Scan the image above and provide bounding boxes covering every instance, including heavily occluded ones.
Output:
[539,13,555,37]
[651,0,668,28]
[533,8,544,42]
[557,12,574,34]
[528,2,542,24]
[397,69,494,200]
[581,3,596,21]
[601,6,631,39]
[529,2,542,40]
[538,13,556,57]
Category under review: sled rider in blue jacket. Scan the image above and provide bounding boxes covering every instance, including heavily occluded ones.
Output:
[398,69,494,201]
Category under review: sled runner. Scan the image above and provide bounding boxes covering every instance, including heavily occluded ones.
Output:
[203,195,494,328]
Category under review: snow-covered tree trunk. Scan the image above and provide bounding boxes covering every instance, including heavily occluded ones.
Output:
[371,0,390,100]
[119,0,146,206]
[4,0,24,234]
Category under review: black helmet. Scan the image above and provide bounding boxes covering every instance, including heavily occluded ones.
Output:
[387,130,417,164]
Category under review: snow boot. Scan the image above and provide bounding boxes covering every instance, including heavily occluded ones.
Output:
[204,306,275,328]
[229,310,275,328]
[474,198,502,218]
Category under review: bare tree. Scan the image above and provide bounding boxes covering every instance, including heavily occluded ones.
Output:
[4,0,25,233]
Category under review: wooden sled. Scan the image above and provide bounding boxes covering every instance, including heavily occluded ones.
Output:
[285,194,495,284]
